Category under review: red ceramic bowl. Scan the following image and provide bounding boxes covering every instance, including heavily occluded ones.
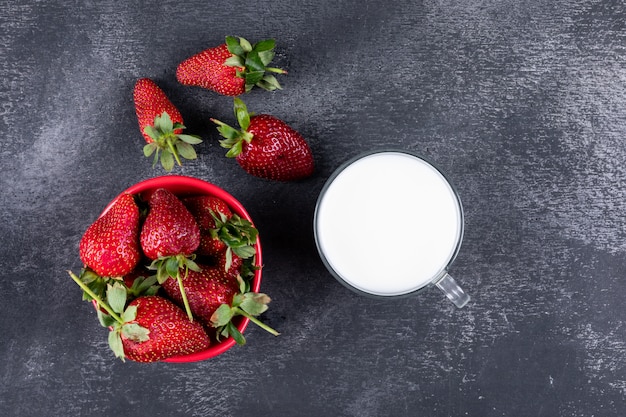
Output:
[100,175,263,362]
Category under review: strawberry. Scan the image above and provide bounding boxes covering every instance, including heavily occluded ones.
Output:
[119,296,210,362]
[79,193,141,277]
[68,273,210,362]
[176,36,286,96]
[161,265,238,327]
[183,195,258,276]
[133,78,202,171]
[183,195,232,231]
[140,188,201,320]
[161,265,278,345]
[216,249,244,279]
[140,188,201,259]
[212,98,314,181]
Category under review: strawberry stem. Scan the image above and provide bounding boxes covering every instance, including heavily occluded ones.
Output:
[266,67,287,74]
[68,270,124,324]
[167,139,182,166]
[232,307,280,336]
[177,268,194,322]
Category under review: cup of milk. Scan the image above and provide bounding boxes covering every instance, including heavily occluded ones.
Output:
[314,150,470,307]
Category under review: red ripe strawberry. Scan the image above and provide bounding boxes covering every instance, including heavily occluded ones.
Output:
[161,265,277,345]
[183,195,258,275]
[183,195,232,231]
[133,78,202,171]
[176,36,286,96]
[161,265,239,327]
[120,296,211,363]
[79,193,141,277]
[212,98,314,181]
[140,188,200,260]
[140,188,201,321]
[67,272,210,362]
[216,249,243,279]
[183,195,232,257]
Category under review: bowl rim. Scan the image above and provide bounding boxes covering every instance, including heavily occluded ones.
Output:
[101,175,263,362]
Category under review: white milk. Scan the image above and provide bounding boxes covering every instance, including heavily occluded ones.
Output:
[315,151,462,296]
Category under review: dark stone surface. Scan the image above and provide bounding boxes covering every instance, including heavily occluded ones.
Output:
[1,1,625,416]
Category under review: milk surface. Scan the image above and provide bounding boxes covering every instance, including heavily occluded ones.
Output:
[315,152,462,296]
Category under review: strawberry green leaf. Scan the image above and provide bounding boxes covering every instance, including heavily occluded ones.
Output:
[232,245,257,259]
[160,150,175,172]
[245,52,266,73]
[143,143,156,157]
[259,74,282,91]
[224,55,244,67]
[234,98,250,130]
[97,309,117,328]
[165,257,180,278]
[239,37,253,53]
[236,275,248,294]
[80,269,100,284]
[211,304,234,327]
[178,134,203,145]
[186,258,202,272]
[107,282,128,314]
[244,70,265,86]
[226,36,245,56]
[228,322,246,345]
[80,271,108,302]
[121,305,138,322]
[108,330,125,361]
[127,275,159,297]
[239,293,271,316]
[225,140,243,158]
[155,112,173,132]
[176,142,197,160]
[144,125,159,141]
[258,50,275,66]
[216,123,241,141]
[254,39,276,52]
[121,323,150,342]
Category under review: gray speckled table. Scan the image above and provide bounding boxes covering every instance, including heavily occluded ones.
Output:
[2,1,625,416]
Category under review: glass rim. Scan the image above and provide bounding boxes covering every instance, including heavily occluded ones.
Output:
[313,149,465,299]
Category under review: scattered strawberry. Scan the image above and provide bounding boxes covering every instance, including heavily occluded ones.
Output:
[133,78,202,171]
[79,193,141,277]
[161,265,277,345]
[176,36,286,96]
[212,98,314,181]
[140,188,201,320]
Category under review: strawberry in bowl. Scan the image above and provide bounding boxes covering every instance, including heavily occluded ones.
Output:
[69,175,278,363]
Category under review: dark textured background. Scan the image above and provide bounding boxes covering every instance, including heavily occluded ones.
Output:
[1,0,625,416]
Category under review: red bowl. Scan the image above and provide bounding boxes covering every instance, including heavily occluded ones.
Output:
[100,175,263,362]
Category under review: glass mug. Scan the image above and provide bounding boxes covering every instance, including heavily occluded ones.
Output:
[314,150,470,308]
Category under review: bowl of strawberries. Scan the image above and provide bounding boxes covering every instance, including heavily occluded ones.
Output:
[69,175,277,363]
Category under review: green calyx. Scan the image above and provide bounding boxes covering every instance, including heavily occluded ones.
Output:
[143,111,203,172]
[210,209,258,271]
[224,36,286,93]
[211,97,254,158]
[77,267,159,303]
[210,276,279,346]
[68,270,152,361]
[147,254,201,322]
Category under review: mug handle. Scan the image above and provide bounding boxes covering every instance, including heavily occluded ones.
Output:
[435,273,470,308]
